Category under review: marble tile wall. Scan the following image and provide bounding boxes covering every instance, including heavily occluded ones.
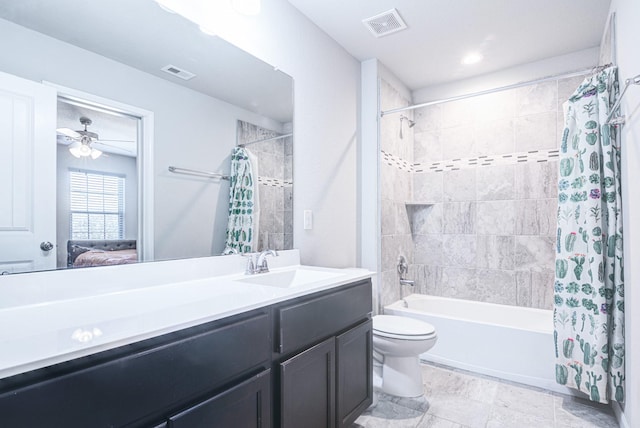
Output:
[380,79,414,308]
[380,74,586,310]
[236,121,293,251]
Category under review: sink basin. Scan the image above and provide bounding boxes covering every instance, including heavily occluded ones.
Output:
[234,267,346,288]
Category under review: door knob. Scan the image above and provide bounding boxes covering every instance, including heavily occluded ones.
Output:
[40,241,54,251]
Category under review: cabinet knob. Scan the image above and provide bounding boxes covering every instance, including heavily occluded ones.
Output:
[40,241,54,251]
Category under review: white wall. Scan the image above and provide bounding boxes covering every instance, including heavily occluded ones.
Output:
[55,147,138,267]
[360,59,381,310]
[413,48,599,103]
[0,19,284,262]
[607,1,640,427]
[166,0,361,267]
[359,59,380,271]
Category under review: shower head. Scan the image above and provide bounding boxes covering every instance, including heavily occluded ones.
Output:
[399,115,415,139]
[400,115,416,128]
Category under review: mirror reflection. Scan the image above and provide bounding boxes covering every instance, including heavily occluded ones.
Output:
[0,0,294,274]
[57,100,140,269]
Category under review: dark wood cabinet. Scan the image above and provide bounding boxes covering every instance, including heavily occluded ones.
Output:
[280,338,336,428]
[0,310,271,428]
[168,369,271,428]
[336,319,373,428]
[276,280,373,428]
[0,278,372,428]
[275,281,372,355]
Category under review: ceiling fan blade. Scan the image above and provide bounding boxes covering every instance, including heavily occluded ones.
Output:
[92,141,135,154]
[56,127,81,139]
[56,134,73,145]
[95,139,136,143]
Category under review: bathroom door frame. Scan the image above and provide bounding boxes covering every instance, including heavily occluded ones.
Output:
[45,82,155,262]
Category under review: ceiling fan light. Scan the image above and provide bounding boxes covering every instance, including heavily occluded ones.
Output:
[90,148,103,160]
[69,141,83,158]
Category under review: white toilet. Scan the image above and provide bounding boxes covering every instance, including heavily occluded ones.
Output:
[372,315,437,397]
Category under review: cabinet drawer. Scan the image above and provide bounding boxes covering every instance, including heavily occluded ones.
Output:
[169,369,271,428]
[276,280,371,355]
[0,312,271,428]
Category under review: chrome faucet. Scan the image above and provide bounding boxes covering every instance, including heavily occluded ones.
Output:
[397,255,414,286]
[397,255,415,303]
[256,249,278,273]
[244,249,278,275]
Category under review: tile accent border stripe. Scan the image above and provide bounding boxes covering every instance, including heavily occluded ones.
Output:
[381,148,560,173]
[258,176,293,188]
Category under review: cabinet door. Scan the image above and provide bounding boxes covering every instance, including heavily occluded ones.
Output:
[336,319,373,428]
[168,369,271,428]
[280,337,336,428]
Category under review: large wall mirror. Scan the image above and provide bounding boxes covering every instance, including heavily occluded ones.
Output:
[0,0,293,275]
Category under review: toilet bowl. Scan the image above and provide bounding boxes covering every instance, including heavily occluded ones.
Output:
[372,314,437,398]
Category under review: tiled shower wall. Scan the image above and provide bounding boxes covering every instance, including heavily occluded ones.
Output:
[237,121,293,251]
[379,74,586,310]
[380,79,414,308]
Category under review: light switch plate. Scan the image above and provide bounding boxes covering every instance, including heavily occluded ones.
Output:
[303,210,313,230]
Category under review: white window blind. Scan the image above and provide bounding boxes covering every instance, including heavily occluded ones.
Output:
[69,170,125,240]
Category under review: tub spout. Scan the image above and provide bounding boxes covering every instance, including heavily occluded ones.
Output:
[399,279,414,286]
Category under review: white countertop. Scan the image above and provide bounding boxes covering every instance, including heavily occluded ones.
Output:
[0,251,372,380]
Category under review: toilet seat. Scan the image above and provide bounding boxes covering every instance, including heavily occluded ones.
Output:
[373,315,436,341]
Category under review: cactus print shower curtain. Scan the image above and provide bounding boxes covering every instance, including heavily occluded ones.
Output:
[553,66,624,404]
[223,147,259,254]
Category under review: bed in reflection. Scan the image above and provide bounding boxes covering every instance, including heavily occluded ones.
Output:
[67,240,137,268]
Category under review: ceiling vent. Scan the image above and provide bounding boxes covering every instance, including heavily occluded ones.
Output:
[161,64,196,81]
[362,8,407,38]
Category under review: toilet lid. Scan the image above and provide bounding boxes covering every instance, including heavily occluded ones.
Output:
[373,315,436,339]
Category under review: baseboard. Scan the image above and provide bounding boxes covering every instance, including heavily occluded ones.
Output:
[612,401,630,428]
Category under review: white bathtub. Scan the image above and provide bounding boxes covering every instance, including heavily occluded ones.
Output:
[385,294,572,394]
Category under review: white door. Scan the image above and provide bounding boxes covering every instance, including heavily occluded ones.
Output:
[0,71,57,274]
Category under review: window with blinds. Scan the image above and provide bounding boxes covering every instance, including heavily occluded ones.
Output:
[69,170,125,240]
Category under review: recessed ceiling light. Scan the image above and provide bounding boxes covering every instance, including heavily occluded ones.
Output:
[462,52,483,65]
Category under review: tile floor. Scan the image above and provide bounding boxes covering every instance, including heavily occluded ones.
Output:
[353,363,618,428]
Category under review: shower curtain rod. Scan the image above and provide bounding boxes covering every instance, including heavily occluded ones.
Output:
[168,166,230,181]
[239,132,293,147]
[605,74,640,125]
[380,67,596,117]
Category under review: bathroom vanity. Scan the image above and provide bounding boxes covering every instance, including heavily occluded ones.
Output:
[0,252,372,428]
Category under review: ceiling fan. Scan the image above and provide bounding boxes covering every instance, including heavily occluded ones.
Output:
[56,116,135,159]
